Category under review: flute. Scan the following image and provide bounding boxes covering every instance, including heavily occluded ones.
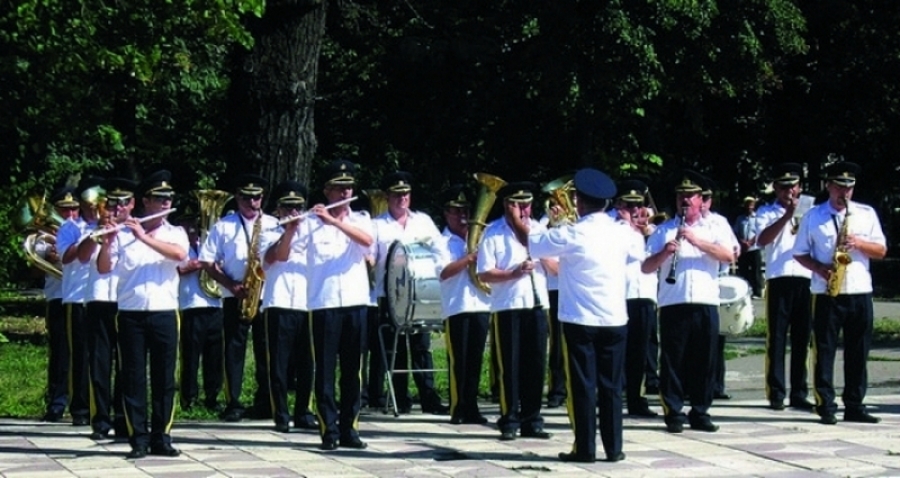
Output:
[88,208,178,240]
[277,196,357,226]
[664,206,687,285]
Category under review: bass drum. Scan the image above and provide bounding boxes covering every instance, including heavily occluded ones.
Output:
[718,275,755,336]
[385,240,444,329]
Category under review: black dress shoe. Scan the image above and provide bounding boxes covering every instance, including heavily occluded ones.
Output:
[422,403,450,415]
[339,437,368,449]
[293,416,319,430]
[628,406,658,418]
[820,414,838,425]
[89,429,111,440]
[844,411,880,423]
[546,397,564,408]
[769,400,785,411]
[150,445,181,457]
[396,404,412,415]
[558,451,596,463]
[220,409,243,422]
[789,399,815,411]
[274,423,290,433]
[450,416,465,425]
[126,447,148,459]
[320,439,338,451]
[713,392,732,400]
[689,419,719,432]
[72,416,89,426]
[520,429,552,439]
[41,411,63,422]
[605,452,626,463]
[666,421,684,434]
[645,384,659,395]
[499,430,516,441]
[465,414,489,425]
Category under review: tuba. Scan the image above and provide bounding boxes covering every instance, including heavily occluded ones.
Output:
[826,196,852,297]
[19,192,65,279]
[239,213,265,321]
[193,189,233,298]
[541,175,576,226]
[467,172,507,294]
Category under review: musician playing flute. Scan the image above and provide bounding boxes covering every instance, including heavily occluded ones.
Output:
[642,170,735,434]
[792,161,886,425]
[97,170,188,459]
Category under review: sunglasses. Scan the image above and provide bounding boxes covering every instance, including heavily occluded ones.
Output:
[240,194,263,201]
[105,197,132,207]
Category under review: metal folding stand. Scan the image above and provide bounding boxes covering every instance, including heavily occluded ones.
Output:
[378,319,445,417]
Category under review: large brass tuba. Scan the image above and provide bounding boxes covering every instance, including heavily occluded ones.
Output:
[19,192,65,279]
[541,174,576,226]
[193,189,233,298]
[467,173,507,294]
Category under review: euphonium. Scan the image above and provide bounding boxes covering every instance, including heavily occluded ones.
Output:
[541,175,576,226]
[193,189,233,298]
[826,196,852,297]
[239,214,265,321]
[18,192,65,279]
[467,172,507,294]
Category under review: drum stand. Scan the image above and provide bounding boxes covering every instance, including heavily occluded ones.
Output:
[378,320,445,417]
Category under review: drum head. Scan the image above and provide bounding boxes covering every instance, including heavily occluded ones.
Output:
[718,276,750,304]
[386,241,414,328]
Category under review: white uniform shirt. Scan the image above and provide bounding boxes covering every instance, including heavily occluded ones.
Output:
[434,228,490,317]
[756,201,812,279]
[108,222,189,311]
[792,200,885,295]
[706,211,739,275]
[538,215,560,291]
[647,215,734,307]
[57,217,92,304]
[198,212,278,298]
[306,212,373,310]
[476,217,549,312]
[259,222,309,311]
[619,222,658,302]
[530,212,642,327]
[34,237,62,300]
[86,241,118,302]
[179,245,222,310]
[372,210,442,299]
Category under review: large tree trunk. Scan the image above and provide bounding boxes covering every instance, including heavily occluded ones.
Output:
[228,0,327,189]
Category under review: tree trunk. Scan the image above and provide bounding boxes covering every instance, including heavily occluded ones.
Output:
[228,0,326,189]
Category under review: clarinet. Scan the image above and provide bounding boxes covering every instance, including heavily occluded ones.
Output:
[664,207,687,284]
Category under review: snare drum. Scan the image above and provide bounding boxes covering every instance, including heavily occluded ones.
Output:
[385,240,443,329]
[718,275,755,336]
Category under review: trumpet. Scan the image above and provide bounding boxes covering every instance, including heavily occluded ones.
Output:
[664,206,687,284]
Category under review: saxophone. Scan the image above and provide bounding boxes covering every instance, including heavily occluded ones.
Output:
[825,196,852,297]
[239,214,265,321]
[467,173,507,294]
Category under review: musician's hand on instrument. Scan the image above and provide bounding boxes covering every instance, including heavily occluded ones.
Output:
[665,240,679,256]
[229,282,248,299]
[814,263,832,280]
[465,252,478,264]
[680,227,698,245]
[844,233,858,250]
[521,259,535,272]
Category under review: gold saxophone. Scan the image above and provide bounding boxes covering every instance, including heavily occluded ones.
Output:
[467,173,507,294]
[193,189,233,298]
[19,192,65,279]
[541,175,577,226]
[826,196,852,297]
[239,214,265,321]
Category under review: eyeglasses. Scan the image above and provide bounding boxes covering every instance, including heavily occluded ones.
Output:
[240,194,263,201]
[150,196,173,203]
[105,197,132,207]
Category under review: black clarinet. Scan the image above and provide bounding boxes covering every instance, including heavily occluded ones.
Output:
[664,207,687,284]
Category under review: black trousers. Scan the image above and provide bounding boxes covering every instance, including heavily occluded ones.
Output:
[179,306,224,408]
[713,334,727,395]
[117,310,179,450]
[625,298,657,410]
[45,298,69,415]
[765,277,812,403]
[312,306,366,443]
[546,290,566,404]
[659,304,719,424]
[563,322,626,460]
[64,302,89,421]
[221,297,268,415]
[265,307,314,427]
[494,308,548,434]
[811,293,873,417]
[737,249,764,297]
[87,300,123,433]
[446,311,489,421]
[363,305,386,408]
